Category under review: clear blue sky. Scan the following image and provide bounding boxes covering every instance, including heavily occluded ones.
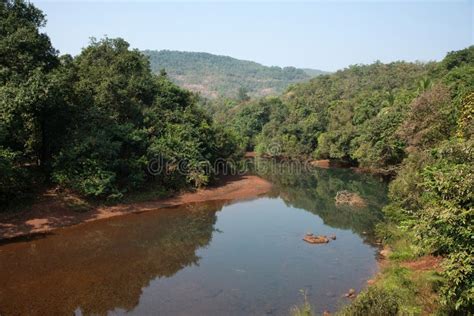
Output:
[34,0,473,71]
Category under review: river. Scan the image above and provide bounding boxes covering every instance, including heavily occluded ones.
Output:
[0,162,388,315]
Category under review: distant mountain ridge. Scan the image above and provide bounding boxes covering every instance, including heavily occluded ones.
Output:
[142,50,328,98]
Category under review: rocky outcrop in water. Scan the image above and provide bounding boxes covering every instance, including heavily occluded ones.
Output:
[302,233,336,244]
[335,190,367,207]
[303,235,329,244]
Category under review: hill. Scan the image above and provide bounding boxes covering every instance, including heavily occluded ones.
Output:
[301,68,329,77]
[142,50,326,98]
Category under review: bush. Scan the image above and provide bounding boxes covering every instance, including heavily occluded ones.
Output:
[0,148,31,208]
[410,139,474,312]
[338,286,400,316]
[441,251,474,311]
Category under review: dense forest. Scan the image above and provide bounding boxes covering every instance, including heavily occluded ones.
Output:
[143,50,327,99]
[0,0,239,206]
[207,46,474,314]
[1,0,472,314]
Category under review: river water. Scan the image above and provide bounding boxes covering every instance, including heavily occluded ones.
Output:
[0,163,387,315]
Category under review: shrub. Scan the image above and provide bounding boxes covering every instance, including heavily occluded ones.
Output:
[0,148,31,208]
[337,286,400,316]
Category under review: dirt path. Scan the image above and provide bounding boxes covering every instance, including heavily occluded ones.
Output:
[0,175,272,241]
[401,255,443,272]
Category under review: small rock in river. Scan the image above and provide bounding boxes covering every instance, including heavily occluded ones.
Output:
[344,288,357,298]
[303,235,329,244]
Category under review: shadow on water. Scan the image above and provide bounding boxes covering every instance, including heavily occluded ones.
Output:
[0,231,56,246]
[0,201,223,315]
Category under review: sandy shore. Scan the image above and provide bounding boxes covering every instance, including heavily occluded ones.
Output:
[0,175,272,241]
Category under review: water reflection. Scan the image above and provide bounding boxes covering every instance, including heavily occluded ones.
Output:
[0,164,387,315]
[0,202,222,315]
[254,159,388,238]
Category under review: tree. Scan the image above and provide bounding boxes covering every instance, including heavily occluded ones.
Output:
[0,0,64,205]
[237,86,250,102]
[397,84,453,151]
[52,38,155,198]
[0,0,58,83]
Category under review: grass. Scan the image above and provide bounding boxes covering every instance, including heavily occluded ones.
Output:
[388,237,420,261]
[337,264,442,316]
[290,290,315,316]
[336,222,443,316]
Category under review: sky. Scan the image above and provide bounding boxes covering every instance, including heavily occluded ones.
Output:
[33,0,473,71]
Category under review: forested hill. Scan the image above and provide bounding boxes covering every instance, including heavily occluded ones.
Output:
[142,50,327,99]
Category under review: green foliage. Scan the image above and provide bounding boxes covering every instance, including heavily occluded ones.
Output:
[409,139,474,311]
[142,50,326,99]
[1,1,473,312]
[51,38,153,198]
[338,286,400,316]
[338,265,442,316]
[0,0,58,83]
[0,0,65,205]
[51,38,239,198]
[218,52,473,314]
[246,61,433,163]
[0,1,239,204]
[290,290,314,316]
[441,251,474,311]
[384,150,435,217]
[237,86,250,102]
[0,148,30,205]
[255,47,473,313]
[397,84,454,151]
[315,100,356,160]
[442,45,474,71]
[220,51,473,313]
[231,98,277,150]
[383,138,474,312]
[457,91,474,139]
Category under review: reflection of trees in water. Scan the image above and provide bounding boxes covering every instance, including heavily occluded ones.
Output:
[0,201,224,316]
[0,165,388,315]
[254,159,388,238]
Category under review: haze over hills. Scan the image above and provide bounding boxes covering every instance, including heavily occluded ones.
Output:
[142,50,328,99]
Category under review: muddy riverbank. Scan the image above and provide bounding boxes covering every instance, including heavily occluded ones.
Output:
[0,175,272,241]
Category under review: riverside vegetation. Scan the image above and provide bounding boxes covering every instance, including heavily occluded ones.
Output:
[1,0,473,314]
[206,46,473,314]
[0,0,240,208]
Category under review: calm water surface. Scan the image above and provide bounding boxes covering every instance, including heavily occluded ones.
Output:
[0,165,387,315]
